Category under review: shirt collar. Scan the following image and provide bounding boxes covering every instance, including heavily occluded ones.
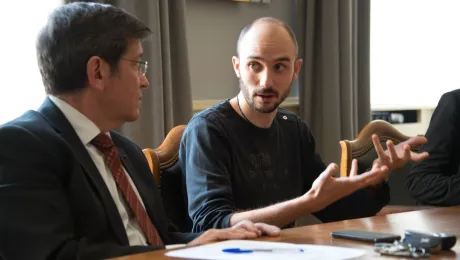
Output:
[48,95,109,145]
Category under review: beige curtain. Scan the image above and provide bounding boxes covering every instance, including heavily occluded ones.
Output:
[114,0,193,149]
[295,0,371,164]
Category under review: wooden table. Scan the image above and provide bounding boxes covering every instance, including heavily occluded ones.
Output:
[112,206,460,259]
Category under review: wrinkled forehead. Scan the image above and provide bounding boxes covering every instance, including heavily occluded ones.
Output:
[239,24,296,61]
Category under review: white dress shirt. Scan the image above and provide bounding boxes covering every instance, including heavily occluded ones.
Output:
[49,96,148,246]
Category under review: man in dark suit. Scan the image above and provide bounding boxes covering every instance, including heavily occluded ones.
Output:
[407,89,460,206]
[0,3,279,260]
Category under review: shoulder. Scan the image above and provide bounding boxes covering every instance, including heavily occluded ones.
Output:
[0,110,64,164]
[443,88,460,97]
[439,89,460,106]
[0,110,56,145]
[431,89,460,120]
[276,108,312,131]
[276,108,302,123]
[192,100,233,122]
[185,100,234,133]
[275,108,316,144]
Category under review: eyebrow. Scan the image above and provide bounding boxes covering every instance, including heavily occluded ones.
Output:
[247,56,291,62]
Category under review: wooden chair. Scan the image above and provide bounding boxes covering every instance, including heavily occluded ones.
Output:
[143,125,192,232]
[339,120,434,215]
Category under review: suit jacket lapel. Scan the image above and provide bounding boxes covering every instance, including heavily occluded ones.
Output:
[37,97,129,245]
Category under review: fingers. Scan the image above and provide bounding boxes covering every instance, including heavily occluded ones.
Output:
[349,159,358,177]
[187,227,261,247]
[371,161,382,172]
[232,220,261,236]
[358,165,389,187]
[372,134,387,160]
[226,228,259,239]
[403,136,428,146]
[403,144,411,161]
[386,140,398,162]
[312,163,338,188]
[377,165,390,184]
[320,163,338,180]
[254,223,281,237]
[187,229,222,247]
[411,151,429,162]
[380,165,389,173]
[202,229,258,244]
[402,136,429,161]
[387,140,411,169]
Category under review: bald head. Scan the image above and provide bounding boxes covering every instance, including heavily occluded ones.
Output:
[237,17,298,57]
[231,17,303,115]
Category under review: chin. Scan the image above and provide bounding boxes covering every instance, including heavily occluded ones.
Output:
[254,105,278,114]
[253,101,279,114]
[125,112,140,122]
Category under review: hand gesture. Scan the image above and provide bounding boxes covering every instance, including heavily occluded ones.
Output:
[372,134,429,171]
[305,160,389,212]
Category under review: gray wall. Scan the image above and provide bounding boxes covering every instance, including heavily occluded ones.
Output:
[185,0,297,100]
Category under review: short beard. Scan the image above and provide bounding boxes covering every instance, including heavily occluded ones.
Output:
[239,78,291,113]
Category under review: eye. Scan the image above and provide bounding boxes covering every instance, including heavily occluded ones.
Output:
[248,62,262,72]
[274,63,286,72]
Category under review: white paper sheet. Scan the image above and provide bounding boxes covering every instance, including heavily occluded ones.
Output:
[165,240,366,260]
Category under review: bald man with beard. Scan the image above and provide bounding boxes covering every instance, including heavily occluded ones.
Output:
[179,17,429,232]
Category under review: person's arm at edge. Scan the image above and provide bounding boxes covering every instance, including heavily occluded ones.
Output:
[406,91,460,206]
[180,116,237,231]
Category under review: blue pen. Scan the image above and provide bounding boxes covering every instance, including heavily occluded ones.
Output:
[222,248,304,253]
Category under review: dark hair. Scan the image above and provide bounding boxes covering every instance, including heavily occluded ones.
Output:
[36,2,151,95]
[237,17,298,57]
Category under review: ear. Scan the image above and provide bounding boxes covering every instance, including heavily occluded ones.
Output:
[87,56,110,91]
[292,58,303,81]
[232,56,241,78]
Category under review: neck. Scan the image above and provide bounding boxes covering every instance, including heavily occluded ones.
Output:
[232,92,277,128]
[55,92,122,133]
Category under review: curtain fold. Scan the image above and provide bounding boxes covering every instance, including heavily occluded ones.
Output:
[117,0,193,149]
[295,0,371,164]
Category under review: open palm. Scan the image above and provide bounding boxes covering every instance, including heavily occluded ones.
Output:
[306,160,389,213]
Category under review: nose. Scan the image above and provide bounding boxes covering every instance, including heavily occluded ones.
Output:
[259,68,273,88]
[140,74,150,89]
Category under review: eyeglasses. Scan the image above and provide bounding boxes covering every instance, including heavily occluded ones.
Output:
[121,58,148,76]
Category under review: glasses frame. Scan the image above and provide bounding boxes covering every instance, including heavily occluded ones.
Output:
[121,58,148,76]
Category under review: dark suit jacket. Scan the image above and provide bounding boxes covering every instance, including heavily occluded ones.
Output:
[406,89,460,206]
[0,98,199,260]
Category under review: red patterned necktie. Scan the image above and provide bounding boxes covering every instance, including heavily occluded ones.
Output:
[91,133,164,247]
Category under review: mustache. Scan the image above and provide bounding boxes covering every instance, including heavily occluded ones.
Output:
[253,88,279,97]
